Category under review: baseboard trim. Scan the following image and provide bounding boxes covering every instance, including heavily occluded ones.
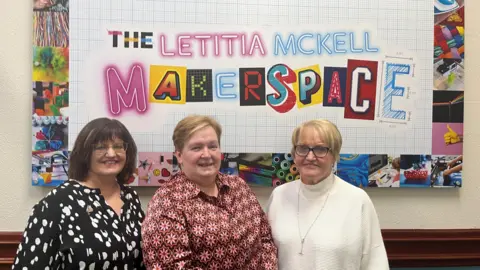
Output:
[0,232,22,269]
[383,229,480,267]
[1,229,479,268]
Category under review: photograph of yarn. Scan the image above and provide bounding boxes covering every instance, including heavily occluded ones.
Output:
[433,58,464,91]
[430,155,462,188]
[219,153,277,187]
[432,123,463,155]
[33,46,69,82]
[336,154,369,188]
[32,81,68,116]
[432,91,464,123]
[399,155,432,188]
[34,0,69,12]
[434,0,464,59]
[137,152,178,186]
[33,11,69,47]
[434,24,464,59]
[368,155,401,188]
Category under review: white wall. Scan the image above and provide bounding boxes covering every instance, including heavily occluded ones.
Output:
[1,1,479,231]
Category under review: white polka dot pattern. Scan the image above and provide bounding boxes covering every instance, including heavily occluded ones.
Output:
[11,180,146,270]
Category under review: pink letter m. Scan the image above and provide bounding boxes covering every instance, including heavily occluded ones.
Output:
[105,64,148,115]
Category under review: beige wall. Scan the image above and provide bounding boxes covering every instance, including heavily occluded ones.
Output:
[1,1,478,230]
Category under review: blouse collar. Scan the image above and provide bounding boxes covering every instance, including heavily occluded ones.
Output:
[172,171,231,200]
[67,179,127,195]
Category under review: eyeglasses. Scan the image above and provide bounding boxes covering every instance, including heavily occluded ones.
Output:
[93,142,128,155]
[295,145,330,158]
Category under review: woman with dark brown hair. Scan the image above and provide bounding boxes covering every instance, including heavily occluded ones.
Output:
[12,118,146,270]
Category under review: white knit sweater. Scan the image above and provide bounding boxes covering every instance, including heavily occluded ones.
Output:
[266,174,389,270]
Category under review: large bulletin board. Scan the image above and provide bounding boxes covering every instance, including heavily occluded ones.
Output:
[31,0,465,189]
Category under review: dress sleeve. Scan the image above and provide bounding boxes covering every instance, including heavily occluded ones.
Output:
[360,194,390,270]
[141,191,203,270]
[241,179,278,269]
[11,198,60,269]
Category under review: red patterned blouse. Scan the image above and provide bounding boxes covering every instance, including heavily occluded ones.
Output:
[141,172,278,270]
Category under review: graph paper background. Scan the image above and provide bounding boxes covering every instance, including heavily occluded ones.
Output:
[69,0,433,155]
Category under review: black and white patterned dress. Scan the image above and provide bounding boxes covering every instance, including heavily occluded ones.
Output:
[11,180,146,270]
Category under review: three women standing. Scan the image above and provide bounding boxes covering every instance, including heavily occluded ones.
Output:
[13,116,388,269]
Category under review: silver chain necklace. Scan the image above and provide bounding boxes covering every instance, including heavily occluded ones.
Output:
[297,181,332,255]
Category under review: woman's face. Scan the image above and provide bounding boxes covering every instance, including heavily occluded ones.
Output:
[175,126,221,186]
[293,127,335,185]
[88,138,127,179]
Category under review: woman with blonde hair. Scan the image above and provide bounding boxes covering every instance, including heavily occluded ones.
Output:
[266,119,389,270]
[142,114,278,269]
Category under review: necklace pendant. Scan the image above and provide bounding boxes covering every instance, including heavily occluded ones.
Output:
[299,239,305,255]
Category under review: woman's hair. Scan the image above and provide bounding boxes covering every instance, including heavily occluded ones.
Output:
[172,115,222,151]
[291,119,343,162]
[68,118,137,184]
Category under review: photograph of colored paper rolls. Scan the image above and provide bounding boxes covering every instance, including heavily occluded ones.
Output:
[31,0,70,186]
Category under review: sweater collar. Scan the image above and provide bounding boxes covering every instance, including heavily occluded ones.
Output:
[299,173,335,200]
